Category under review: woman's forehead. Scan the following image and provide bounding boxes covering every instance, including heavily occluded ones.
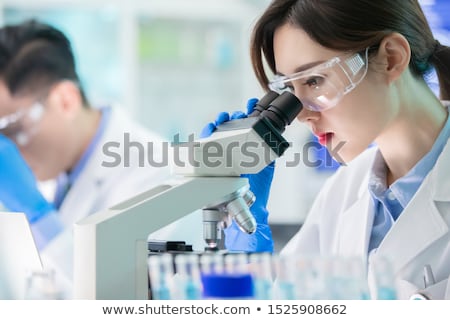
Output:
[273,23,342,74]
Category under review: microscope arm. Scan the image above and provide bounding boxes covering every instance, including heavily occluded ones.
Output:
[73,176,249,299]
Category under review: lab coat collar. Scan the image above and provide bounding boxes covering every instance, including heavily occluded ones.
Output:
[375,138,450,273]
[58,145,109,223]
[430,138,450,201]
[333,190,374,260]
[58,108,117,223]
[357,147,377,198]
[433,103,450,202]
[333,148,376,259]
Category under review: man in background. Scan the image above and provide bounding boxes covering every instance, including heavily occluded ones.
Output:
[0,19,203,297]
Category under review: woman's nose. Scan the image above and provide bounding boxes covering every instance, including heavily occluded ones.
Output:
[296,107,320,123]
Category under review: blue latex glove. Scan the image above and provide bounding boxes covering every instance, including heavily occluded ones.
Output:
[200,98,274,253]
[0,134,55,223]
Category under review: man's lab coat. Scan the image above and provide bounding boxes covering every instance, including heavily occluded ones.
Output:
[39,106,204,297]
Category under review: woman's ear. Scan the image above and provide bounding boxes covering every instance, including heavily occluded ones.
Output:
[376,33,411,83]
[46,80,83,118]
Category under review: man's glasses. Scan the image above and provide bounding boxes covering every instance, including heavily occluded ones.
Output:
[0,102,45,145]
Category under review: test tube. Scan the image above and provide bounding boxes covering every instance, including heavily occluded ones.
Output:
[273,255,297,299]
[327,256,369,300]
[148,253,174,300]
[174,254,201,300]
[293,255,317,300]
[200,253,224,274]
[24,269,63,300]
[369,255,397,300]
[224,253,248,274]
[249,253,274,299]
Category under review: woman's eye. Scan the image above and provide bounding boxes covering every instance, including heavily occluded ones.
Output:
[303,76,324,88]
[285,84,294,92]
[278,81,294,92]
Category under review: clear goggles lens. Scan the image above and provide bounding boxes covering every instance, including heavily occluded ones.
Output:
[269,48,369,112]
[0,102,45,145]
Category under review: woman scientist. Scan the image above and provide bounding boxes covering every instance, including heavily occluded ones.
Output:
[0,20,204,297]
[206,0,450,299]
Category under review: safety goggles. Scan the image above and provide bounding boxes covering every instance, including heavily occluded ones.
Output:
[0,102,45,145]
[269,47,369,112]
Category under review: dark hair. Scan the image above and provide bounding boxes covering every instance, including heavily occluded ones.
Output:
[0,19,89,105]
[251,0,450,100]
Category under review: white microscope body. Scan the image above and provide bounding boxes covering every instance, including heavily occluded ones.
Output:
[73,91,302,299]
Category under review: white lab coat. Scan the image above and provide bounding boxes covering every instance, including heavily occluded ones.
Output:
[282,134,450,299]
[39,107,204,297]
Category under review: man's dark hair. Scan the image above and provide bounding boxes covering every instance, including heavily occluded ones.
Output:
[0,19,89,105]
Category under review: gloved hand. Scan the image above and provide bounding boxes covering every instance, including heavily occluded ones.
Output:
[200,98,274,253]
[0,134,55,224]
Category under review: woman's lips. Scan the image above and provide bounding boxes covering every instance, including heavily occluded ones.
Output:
[316,132,333,146]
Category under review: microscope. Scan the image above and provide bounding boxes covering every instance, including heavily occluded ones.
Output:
[73,91,302,299]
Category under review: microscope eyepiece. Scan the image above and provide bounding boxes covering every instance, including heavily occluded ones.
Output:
[259,91,303,133]
[248,91,280,117]
[196,92,301,250]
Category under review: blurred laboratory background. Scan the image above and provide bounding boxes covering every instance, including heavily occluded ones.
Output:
[1,0,449,253]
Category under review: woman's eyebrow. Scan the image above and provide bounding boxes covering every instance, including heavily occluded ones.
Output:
[276,60,326,76]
